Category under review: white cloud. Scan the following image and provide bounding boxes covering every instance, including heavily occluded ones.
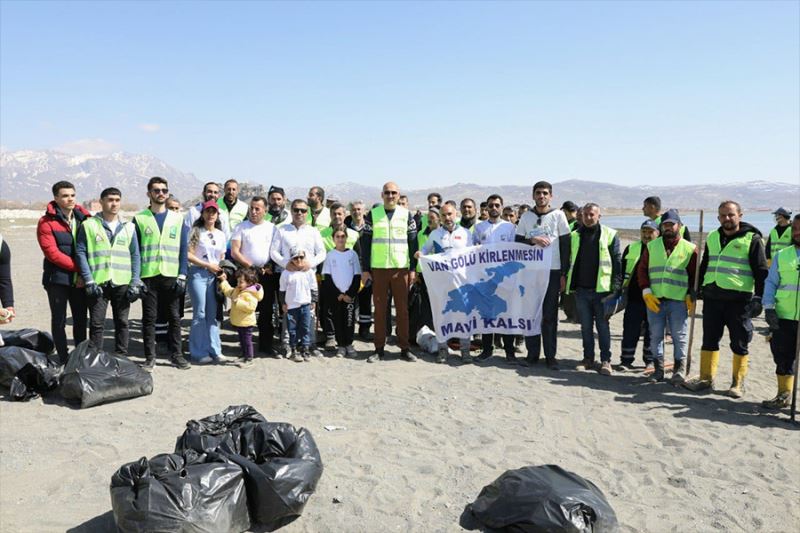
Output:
[55,138,121,155]
[138,123,161,133]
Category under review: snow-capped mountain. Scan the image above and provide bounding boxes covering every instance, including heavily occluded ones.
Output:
[0,149,202,203]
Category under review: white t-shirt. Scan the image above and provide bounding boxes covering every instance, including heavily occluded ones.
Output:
[473,219,516,244]
[322,249,362,293]
[270,223,326,270]
[231,219,275,267]
[190,227,226,266]
[420,225,473,255]
[516,208,570,270]
[279,269,317,309]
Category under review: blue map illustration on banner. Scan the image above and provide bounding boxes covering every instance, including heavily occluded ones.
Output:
[443,261,525,319]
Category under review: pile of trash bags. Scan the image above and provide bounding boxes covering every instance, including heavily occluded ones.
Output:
[462,465,619,533]
[0,332,152,408]
[111,405,323,533]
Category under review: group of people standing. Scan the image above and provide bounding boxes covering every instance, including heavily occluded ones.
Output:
[30,176,799,410]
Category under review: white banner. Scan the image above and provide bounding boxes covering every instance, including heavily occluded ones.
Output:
[419,242,552,341]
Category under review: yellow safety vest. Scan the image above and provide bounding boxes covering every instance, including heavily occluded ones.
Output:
[647,237,696,300]
[774,246,800,321]
[135,209,182,278]
[83,217,135,285]
[703,230,755,293]
[370,205,410,269]
[566,225,617,293]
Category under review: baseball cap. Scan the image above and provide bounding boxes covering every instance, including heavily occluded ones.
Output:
[773,207,792,218]
[641,219,659,231]
[201,200,219,212]
[660,209,681,225]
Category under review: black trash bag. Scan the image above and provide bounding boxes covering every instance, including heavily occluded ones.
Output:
[0,328,55,354]
[110,449,250,533]
[175,404,269,452]
[60,340,153,408]
[462,465,619,533]
[0,346,62,401]
[175,405,323,530]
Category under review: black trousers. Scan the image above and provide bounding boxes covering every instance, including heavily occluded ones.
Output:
[357,282,372,326]
[257,271,279,352]
[525,269,561,361]
[621,296,653,364]
[320,278,336,342]
[45,283,87,363]
[88,284,130,355]
[482,334,515,356]
[142,275,181,359]
[701,298,753,355]
[771,319,798,375]
[332,297,355,347]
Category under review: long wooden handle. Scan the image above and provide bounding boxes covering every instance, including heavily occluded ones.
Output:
[686,210,704,375]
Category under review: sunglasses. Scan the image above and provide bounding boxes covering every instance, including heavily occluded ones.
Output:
[383,191,399,196]
[293,208,308,214]
[487,203,502,208]
[150,187,169,194]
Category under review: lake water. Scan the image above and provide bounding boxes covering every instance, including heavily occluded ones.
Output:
[601,211,789,236]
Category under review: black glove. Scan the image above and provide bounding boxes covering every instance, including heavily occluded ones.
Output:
[86,283,103,300]
[172,277,187,297]
[126,283,142,303]
[746,296,763,318]
[765,308,780,331]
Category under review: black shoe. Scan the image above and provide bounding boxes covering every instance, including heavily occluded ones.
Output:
[506,353,519,365]
[141,358,155,372]
[546,359,560,371]
[259,346,276,357]
[475,350,493,363]
[367,347,385,363]
[400,349,417,362]
[522,356,539,367]
[171,354,191,370]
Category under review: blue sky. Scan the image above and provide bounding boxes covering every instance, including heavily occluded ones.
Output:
[1,0,798,188]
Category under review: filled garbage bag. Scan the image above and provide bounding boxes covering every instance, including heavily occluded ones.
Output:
[110,449,250,533]
[0,328,55,354]
[463,465,619,533]
[0,346,61,401]
[175,405,323,530]
[60,340,153,408]
[416,325,438,354]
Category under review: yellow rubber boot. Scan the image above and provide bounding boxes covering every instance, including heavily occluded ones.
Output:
[727,354,748,398]
[684,350,720,392]
[762,375,792,409]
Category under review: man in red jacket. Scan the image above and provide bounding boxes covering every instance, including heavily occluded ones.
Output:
[37,181,90,363]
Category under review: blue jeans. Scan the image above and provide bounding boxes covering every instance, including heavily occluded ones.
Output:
[647,298,688,364]
[287,304,312,348]
[188,267,222,360]
[575,288,612,362]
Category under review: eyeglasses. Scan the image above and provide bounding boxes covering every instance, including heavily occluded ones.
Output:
[151,187,169,194]
[293,208,308,214]
[383,191,399,196]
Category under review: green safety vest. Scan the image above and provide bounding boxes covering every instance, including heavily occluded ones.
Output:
[647,237,696,300]
[266,210,291,227]
[320,226,359,252]
[83,217,135,285]
[774,246,800,321]
[135,209,182,278]
[653,215,688,238]
[419,214,429,234]
[217,198,248,231]
[769,226,792,258]
[703,230,755,293]
[623,240,643,288]
[306,208,330,229]
[566,225,617,294]
[569,219,577,232]
[416,230,430,273]
[370,205,410,269]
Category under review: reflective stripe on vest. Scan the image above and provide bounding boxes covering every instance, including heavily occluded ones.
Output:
[623,241,642,288]
[566,225,617,293]
[370,205,410,269]
[320,227,359,252]
[769,226,792,257]
[135,209,182,278]
[775,246,800,321]
[703,230,755,293]
[84,218,134,285]
[647,237,696,300]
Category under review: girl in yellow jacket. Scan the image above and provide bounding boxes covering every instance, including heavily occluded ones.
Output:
[219,266,263,368]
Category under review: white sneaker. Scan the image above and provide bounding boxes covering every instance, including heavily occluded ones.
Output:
[215,355,233,364]
[345,345,357,357]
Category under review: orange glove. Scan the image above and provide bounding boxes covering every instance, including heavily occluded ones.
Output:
[643,289,661,313]
[684,295,695,314]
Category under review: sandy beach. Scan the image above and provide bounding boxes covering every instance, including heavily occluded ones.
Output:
[1,217,798,533]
